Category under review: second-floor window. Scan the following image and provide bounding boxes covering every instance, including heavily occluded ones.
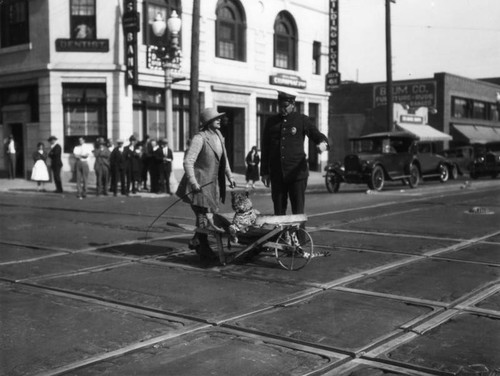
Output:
[215,0,246,61]
[312,41,321,75]
[71,0,96,39]
[274,11,298,70]
[0,0,29,48]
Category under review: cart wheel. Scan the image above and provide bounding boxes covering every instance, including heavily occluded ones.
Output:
[274,227,313,271]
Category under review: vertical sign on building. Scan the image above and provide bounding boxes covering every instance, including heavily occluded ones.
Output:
[325,0,340,91]
[123,0,139,85]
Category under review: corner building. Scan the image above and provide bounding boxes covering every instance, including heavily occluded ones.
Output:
[0,0,330,180]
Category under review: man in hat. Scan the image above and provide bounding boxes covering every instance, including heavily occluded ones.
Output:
[4,134,17,179]
[48,136,63,193]
[158,138,173,195]
[124,135,137,194]
[110,139,127,196]
[261,89,329,215]
[93,138,111,196]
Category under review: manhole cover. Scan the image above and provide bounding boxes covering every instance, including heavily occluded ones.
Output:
[465,207,495,215]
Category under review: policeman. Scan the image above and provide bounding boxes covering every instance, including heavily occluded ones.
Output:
[261,88,329,215]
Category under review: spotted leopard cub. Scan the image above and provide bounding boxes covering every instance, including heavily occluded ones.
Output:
[229,191,259,243]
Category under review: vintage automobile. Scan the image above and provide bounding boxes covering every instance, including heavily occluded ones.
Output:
[443,145,474,177]
[325,132,455,192]
[469,143,500,179]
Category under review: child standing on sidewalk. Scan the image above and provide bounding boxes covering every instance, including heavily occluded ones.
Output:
[31,142,50,192]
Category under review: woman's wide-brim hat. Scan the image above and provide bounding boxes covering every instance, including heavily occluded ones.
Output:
[200,107,225,127]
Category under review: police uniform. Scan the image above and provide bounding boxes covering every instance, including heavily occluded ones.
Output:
[261,90,329,215]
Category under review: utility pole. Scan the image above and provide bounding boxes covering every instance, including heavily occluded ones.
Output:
[386,0,394,132]
[189,0,200,138]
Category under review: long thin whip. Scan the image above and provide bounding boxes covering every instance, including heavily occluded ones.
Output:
[144,181,214,241]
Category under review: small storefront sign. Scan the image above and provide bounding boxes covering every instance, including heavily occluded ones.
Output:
[269,74,306,89]
[374,81,436,108]
[55,39,109,52]
[325,71,341,92]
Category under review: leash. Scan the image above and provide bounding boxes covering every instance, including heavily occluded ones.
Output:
[145,181,214,241]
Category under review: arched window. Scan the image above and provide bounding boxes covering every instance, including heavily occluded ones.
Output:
[216,0,246,61]
[274,11,297,70]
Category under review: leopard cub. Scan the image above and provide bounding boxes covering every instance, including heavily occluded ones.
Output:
[229,191,259,243]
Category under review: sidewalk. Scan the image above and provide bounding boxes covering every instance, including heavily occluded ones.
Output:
[0,171,326,196]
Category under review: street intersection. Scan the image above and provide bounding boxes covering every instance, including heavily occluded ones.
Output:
[0,177,499,375]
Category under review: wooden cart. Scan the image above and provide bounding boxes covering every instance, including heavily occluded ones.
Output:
[195,214,314,271]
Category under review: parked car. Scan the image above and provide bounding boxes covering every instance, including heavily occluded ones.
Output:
[443,146,474,177]
[325,132,455,192]
[469,143,500,179]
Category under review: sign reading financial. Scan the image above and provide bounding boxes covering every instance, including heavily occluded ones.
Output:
[374,81,436,108]
[123,0,139,85]
[325,0,339,91]
[269,74,306,89]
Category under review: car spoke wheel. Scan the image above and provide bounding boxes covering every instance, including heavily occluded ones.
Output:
[408,164,420,188]
[325,173,340,193]
[368,165,385,191]
[439,164,449,183]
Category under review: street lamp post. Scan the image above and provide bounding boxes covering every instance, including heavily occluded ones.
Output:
[152,11,182,145]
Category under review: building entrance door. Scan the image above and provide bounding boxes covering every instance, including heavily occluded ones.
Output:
[217,106,246,174]
[6,123,24,178]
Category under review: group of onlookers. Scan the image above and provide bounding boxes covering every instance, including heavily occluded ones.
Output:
[73,135,174,199]
[7,134,173,199]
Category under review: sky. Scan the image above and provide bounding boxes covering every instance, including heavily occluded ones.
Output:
[338,0,500,83]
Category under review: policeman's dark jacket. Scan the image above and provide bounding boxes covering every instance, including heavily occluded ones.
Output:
[261,111,329,183]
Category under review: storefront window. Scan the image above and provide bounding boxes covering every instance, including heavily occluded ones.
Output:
[490,104,499,121]
[0,0,29,48]
[70,0,95,39]
[63,84,107,153]
[473,101,487,120]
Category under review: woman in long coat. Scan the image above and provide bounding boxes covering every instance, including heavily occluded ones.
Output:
[176,107,236,261]
[245,145,260,189]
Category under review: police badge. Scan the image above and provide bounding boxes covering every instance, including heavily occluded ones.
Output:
[291,127,297,135]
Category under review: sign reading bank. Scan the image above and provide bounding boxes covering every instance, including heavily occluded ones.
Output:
[374,81,436,108]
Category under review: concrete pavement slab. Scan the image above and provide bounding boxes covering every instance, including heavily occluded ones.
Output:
[475,291,500,311]
[0,244,62,264]
[37,263,312,322]
[378,313,500,374]
[227,290,434,354]
[173,248,410,287]
[437,242,500,265]
[0,253,125,281]
[310,230,458,255]
[344,202,500,239]
[0,284,195,376]
[69,328,343,376]
[347,259,500,304]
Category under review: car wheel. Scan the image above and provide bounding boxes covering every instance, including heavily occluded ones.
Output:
[325,173,340,193]
[450,164,459,180]
[368,165,384,191]
[408,164,420,188]
[439,164,449,183]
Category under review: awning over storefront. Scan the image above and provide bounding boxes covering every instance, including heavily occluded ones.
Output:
[452,124,500,144]
[396,123,452,141]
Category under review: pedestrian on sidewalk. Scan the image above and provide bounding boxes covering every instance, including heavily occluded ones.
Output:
[141,134,152,191]
[150,139,162,194]
[261,89,329,215]
[245,145,260,190]
[47,136,64,193]
[93,138,111,196]
[31,142,50,192]
[4,134,17,179]
[130,142,143,194]
[124,136,137,195]
[159,138,173,195]
[176,107,236,262]
[110,140,127,196]
[73,137,92,199]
